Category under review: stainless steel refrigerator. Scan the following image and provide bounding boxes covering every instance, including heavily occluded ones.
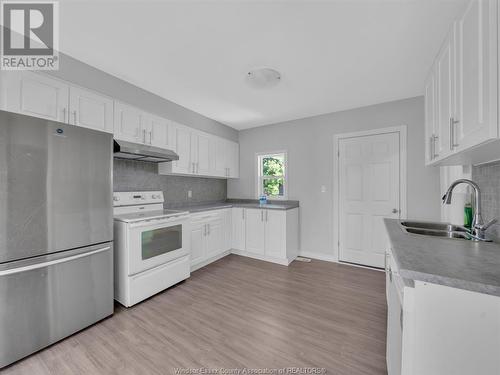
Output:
[0,110,114,368]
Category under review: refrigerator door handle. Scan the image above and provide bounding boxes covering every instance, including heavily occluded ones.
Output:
[0,246,111,276]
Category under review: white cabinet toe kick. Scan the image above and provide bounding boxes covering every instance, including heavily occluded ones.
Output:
[189,207,300,271]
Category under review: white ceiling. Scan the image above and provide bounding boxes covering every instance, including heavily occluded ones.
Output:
[59,0,467,130]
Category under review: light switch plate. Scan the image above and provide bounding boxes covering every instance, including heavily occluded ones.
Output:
[188,190,192,198]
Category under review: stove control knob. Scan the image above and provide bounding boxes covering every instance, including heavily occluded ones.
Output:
[113,196,120,201]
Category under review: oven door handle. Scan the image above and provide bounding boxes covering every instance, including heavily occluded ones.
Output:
[128,216,187,228]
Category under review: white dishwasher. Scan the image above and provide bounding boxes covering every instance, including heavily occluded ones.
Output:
[386,248,404,375]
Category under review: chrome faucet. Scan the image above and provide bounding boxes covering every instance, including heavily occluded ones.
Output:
[442,179,497,241]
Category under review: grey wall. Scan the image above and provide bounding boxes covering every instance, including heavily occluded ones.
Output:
[228,96,441,258]
[472,161,500,237]
[47,53,238,142]
[114,160,227,208]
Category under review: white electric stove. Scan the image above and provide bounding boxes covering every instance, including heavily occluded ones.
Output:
[113,191,191,307]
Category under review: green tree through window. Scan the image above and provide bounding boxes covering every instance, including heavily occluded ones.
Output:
[258,153,286,198]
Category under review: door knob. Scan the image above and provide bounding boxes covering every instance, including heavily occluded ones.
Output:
[392,208,399,214]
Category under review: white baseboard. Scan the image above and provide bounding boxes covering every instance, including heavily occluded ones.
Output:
[191,250,231,272]
[231,249,293,266]
[298,251,338,263]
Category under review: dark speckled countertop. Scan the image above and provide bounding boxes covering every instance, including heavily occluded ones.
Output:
[165,199,299,213]
[385,218,500,296]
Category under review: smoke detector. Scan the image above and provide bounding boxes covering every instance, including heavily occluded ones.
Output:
[246,68,281,88]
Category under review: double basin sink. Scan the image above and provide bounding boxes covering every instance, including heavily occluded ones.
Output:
[400,221,471,240]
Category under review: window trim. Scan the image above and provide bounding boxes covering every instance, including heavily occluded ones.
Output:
[255,151,288,200]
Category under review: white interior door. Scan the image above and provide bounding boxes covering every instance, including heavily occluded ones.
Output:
[338,132,400,268]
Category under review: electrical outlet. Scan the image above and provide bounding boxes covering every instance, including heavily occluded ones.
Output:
[188,190,192,198]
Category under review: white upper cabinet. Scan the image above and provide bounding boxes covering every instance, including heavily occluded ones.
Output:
[114,101,143,143]
[455,0,498,149]
[114,101,174,148]
[69,86,113,133]
[214,137,228,177]
[424,0,499,166]
[435,23,456,160]
[173,124,194,174]
[424,70,437,164]
[1,71,68,123]
[226,140,240,178]
[142,113,169,148]
[196,132,215,176]
[1,71,112,134]
[0,71,239,175]
[158,123,240,179]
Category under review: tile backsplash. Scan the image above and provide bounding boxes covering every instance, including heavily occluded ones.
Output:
[113,159,227,207]
[472,161,500,237]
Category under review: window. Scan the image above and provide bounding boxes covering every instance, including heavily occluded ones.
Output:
[257,152,287,199]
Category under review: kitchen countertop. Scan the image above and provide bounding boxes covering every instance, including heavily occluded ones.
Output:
[384,218,500,297]
[165,199,299,213]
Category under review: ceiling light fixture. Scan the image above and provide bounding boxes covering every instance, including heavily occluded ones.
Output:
[246,68,281,88]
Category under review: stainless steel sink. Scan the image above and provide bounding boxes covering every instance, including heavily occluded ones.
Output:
[400,221,468,233]
[400,220,472,240]
[404,227,470,239]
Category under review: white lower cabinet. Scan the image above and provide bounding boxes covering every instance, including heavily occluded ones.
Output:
[386,247,500,375]
[190,207,299,271]
[189,210,231,271]
[232,207,299,266]
[244,209,266,255]
[190,221,206,266]
[231,207,246,251]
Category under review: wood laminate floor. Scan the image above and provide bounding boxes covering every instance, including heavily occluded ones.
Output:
[2,255,387,375]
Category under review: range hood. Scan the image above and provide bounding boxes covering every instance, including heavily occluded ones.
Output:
[113,140,179,163]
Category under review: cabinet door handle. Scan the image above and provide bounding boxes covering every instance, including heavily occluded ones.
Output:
[400,307,404,329]
[261,210,263,222]
[242,209,245,220]
[208,223,210,236]
[149,131,152,145]
[450,117,459,149]
[62,108,67,123]
[429,136,434,160]
[204,224,207,236]
[73,110,77,125]
[266,210,268,222]
[143,129,146,143]
[449,118,453,150]
[432,134,439,158]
